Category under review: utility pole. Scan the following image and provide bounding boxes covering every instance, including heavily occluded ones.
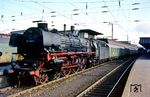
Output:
[127,34,129,42]
[109,22,114,39]
[111,23,113,39]
[103,22,115,39]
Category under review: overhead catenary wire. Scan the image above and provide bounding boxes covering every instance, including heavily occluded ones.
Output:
[30,0,88,27]
[0,0,149,33]
[65,0,109,30]
[102,0,127,32]
[1,0,149,23]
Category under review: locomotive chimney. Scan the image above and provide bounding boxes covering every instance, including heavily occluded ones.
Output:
[38,23,48,31]
[64,24,66,33]
[71,25,75,32]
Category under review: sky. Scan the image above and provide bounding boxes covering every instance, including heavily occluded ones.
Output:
[0,0,150,45]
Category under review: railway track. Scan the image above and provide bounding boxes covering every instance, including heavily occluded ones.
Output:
[0,57,136,97]
[0,59,115,97]
[77,58,135,97]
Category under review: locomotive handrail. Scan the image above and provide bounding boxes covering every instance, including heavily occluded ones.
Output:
[50,52,96,56]
[44,48,49,53]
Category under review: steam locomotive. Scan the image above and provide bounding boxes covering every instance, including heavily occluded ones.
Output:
[8,23,138,85]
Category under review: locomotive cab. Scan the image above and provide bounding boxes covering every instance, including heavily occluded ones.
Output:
[9,31,24,47]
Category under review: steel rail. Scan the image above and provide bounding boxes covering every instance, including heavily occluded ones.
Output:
[106,59,136,97]
[76,57,135,97]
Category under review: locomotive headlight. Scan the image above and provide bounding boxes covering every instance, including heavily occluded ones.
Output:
[24,63,28,66]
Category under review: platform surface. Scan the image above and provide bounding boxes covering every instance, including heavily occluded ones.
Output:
[122,55,150,97]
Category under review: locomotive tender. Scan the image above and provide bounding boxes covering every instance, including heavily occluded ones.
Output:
[8,23,138,85]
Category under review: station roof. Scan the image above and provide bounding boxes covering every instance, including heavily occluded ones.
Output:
[0,33,10,37]
[79,29,103,35]
[98,38,138,50]
[59,29,103,35]
[139,37,150,49]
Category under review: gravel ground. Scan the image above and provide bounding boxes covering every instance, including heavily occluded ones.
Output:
[0,87,31,97]
[11,59,127,97]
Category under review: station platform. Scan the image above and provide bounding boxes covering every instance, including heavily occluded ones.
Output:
[122,55,150,97]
